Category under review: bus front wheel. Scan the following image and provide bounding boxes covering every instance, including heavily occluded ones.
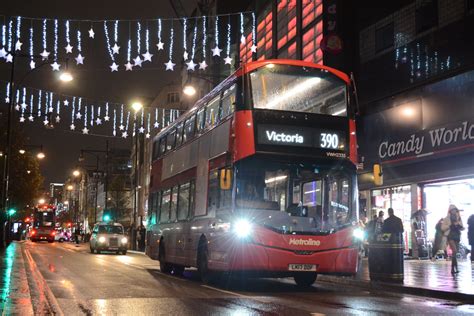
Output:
[294,272,317,287]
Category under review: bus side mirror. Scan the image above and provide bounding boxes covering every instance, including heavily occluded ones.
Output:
[220,169,232,190]
[373,164,383,186]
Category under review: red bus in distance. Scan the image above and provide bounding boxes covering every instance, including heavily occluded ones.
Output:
[30,204,56,243]
[146,59,360,286]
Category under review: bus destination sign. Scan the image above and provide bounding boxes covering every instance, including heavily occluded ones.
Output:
[257,124,346,151]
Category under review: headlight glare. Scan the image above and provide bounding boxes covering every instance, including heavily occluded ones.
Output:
[353,228,365,240]
[98,236,106,243]
[121,237,128,244]
[233,219,252,238]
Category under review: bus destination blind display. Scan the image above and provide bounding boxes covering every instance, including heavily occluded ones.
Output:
[257,124,345,151]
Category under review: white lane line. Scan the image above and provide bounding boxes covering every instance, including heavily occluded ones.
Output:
[201,285,250,298]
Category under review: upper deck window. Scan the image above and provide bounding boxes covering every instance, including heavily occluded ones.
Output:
[250,64,347,116]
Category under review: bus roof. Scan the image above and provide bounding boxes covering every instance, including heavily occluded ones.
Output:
[154,59,350,139]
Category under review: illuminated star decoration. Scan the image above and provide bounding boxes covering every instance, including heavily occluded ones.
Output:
[121,131,128,138]
[70,123,76,130]
[110,62,119,72]
[63,100,69,106]
[119,124,124,130]
[104,115,110,121]
[146,133,151,139]
[183,51,189,60]
[55,116,61,123]
[212,46,222,56]
[43,118,49,125]
[199,60,208,70]
[0,48,7,58]
[6,54,13,63]
[124,62,133,71]
[51,62,61,71]
[165,60,175,71]
[19,116,25,123]
[186,60,197,71]
[156,42,164,50]
[28,115,34,122]
[240,35,246,44]
[65,43,73,53]
[112,43,120,54]
[138,127,145,133]
[15,40,23,51]
[88,28,95,38]
[76,112,82,119]
[40,49,50,60]
[75,53,84,65]
[82,127,89,134]
[96,117,102,125]
[224,56,232,65]
[154,121,159,128]
[142,51,153,62]
[133,56,143,67]
[15,104,20,111]
[250,45,257,53]
[30,60,36,69]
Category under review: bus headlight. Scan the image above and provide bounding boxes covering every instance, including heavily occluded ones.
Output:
[98,236,106,243]
[121,237,128,244]
[353,228,365,240]
[233,219,252,238]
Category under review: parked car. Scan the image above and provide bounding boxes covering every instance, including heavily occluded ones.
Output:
[89,222,128,255]
[54,230,70,242]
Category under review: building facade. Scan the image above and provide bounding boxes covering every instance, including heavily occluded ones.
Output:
[355,0,474,256]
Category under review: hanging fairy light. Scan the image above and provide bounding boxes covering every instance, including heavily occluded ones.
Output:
[48,91,54,113]
[88,22,95,38]
[112,20,120,54]
[132,112,136,137]
[29,23,35,69]
[119,104,124,130]
[56,99,61,122]
[0,23,6,58]
[212,16,222,57]
[123,111,130,138]
[43,92,49,125]
[75,29,84,65]
[65,20,73,53]
[104,21,118,71]
[156,18,164,50]
[199,16,208,70]
[138,108,145,133]
[224,17,232,65]
[113,108,117,136]
[76,97,82,119]
[164,23,175,71]
[14,87,20,111]
[142,24,153,62]
[5,82,10,103]
[125,22,133,71]
[28,94,34,121]
[37,90,42,118]
[15,16,22,51]
[70,97,76,130]
[90,104,95,126]
[154,108,159,128]
[134,22,143,67]
[104,102,110,121]
[239,13,245,44]
[182,18,188,60]
[96,106,102,125]
[146,112,151,138]
[19,87,26,122]
[186,23,197,70]
[50,19,60,71]
[5,19,13,62]
[82,105,89,134]
[251,12,257,53]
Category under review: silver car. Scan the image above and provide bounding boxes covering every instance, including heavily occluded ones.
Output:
[90,222,128,255]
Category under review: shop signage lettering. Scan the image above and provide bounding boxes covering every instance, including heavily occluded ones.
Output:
[378,120,474,160]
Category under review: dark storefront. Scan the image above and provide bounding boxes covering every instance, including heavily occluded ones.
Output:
[358,69,474,255]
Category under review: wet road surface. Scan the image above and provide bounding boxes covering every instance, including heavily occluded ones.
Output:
[22,241,474,315]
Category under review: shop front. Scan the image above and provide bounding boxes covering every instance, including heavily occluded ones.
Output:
[358,69,474,257]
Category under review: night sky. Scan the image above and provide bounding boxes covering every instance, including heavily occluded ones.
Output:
[0,0,199,185]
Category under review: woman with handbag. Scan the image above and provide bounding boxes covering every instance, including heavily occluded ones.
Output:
[442,205,464,275]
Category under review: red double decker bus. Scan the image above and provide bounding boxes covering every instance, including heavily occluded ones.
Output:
[30,204,56,243]
[146,59,360,286]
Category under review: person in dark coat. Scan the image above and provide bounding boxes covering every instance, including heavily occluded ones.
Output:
[467,214,474,263]
[382,208,404,234]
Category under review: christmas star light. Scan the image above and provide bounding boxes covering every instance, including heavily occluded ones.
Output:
[112,43,120,54]
[15,40,22,51]
[75,53,84,65]
[125,62,133,71]
[165,60,175,71]
[51,61,61,71]
[70,123,76,130]
[212,46,222,56]
[199,60,208,70]
[82,127,89,134]
[65,43,73,53]
[110,62,119,72]
[186,60,197,71]
[40,49,50,60]
[88,28,95,38]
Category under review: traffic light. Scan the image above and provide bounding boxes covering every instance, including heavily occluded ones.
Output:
[7,208,16,216]
[103,214,111,222]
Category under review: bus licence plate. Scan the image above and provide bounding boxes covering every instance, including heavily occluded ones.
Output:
[288,264,317,271]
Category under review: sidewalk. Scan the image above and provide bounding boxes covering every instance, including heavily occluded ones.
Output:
[0,242,34,315]
[318,258,474,302]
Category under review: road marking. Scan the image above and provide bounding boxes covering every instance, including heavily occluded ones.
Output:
[201,285,250,298]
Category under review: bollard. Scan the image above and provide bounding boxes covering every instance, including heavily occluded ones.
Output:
[368,232,404,283]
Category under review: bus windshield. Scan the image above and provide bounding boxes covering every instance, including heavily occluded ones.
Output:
[235,159,353,232]
[250,64,347,116]
[34,210,55,227]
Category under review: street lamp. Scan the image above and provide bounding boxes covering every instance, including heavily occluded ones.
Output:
[59,71,74,82]
[38,198,45,204]
[36,152,45,159]
[183,85,197,96]
[131,101,143,113]
[18,149,26,155]
[73,170,81,177]
[67,185,74,191]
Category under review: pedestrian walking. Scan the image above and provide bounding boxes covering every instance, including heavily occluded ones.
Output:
[375,211,385,235]
[468,214,474,262]
[382,208,404,234]
[431,218,446,260]
[442,205,464,275]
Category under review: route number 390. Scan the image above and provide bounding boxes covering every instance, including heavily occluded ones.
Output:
[320,133,339,149]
